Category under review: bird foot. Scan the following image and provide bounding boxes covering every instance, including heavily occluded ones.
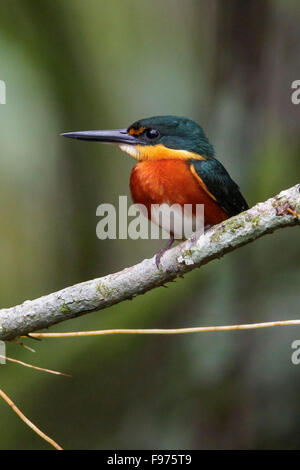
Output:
[155,249,166,269]
[190,225,212,243]
[155,236,175,269]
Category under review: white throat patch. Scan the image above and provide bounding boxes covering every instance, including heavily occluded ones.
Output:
[119,144,140,160]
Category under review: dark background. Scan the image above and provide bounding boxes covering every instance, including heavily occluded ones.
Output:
[0,0,300,449]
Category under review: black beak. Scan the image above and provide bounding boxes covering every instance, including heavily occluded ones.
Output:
[60,128,137,145]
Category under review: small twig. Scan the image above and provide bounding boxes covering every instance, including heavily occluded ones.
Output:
[29,318,300,339]
[0,355,71,377]
[10,338,36,353]
[287,207,300,218]
[0,388,63,450]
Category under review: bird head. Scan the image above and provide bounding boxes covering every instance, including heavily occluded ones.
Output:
[61,115,215,161]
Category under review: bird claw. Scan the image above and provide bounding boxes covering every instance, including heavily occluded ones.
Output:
[155,249,164,269]
[155,235,175,269]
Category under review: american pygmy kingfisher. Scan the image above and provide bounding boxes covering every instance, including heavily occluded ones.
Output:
[61,115,248,267]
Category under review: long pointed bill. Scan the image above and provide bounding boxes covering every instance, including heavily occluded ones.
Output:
[60,129,137,145]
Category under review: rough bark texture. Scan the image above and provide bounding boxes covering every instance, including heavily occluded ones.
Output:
[0,184,299,341]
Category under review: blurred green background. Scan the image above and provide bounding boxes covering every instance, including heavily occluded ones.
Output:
[0,0,300,450]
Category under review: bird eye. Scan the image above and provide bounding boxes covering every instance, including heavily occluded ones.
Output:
[145,128,160,139]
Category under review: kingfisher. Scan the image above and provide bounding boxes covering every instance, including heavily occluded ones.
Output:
[61,115,248,267]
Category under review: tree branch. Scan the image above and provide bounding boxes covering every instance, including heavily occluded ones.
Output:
[1,184,299,341]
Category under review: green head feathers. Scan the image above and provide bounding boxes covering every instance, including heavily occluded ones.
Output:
[128,115,215,158]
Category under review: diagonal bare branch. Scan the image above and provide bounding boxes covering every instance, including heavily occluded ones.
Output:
[0,388,63,450]
[0,184,299,341]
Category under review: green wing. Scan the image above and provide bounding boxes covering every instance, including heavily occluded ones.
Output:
[190,158,249,217]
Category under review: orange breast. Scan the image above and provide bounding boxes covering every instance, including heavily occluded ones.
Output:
[130,160,228,226]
